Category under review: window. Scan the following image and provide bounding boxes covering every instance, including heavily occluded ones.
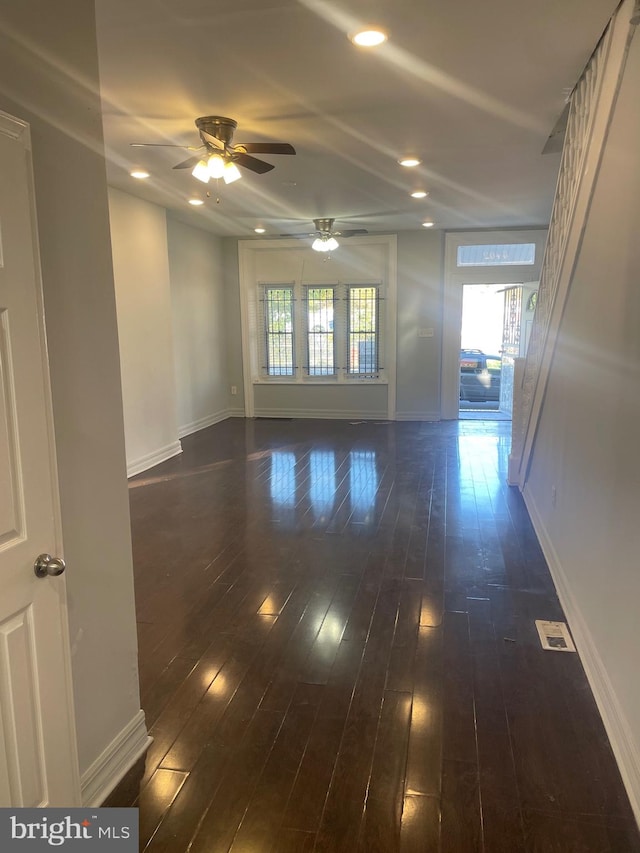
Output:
[264,286,294,376]
[456,243,535,267]
[307,287,335,376]
[348,287,378,376]
[258,281,383,381]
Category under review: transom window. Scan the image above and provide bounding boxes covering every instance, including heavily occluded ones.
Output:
[456,243,536,267]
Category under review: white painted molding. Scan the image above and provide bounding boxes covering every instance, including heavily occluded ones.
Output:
[178,409,237,439]
[81,710,151,807]
[127,440,182,478]
[0,109,30,146]
[524,488,640,827]
[253,408,389,421]
[395,411,440,422]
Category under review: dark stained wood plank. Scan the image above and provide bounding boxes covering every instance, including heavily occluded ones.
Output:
[184,709,285,853]
[404,626,443,799]
[440,759,483,853]
[356,690,412,851]
[522,808,612,852]
[269,829,316,852]
[136,767,188,849]
[228,683,323,852]
[399,794,440,852]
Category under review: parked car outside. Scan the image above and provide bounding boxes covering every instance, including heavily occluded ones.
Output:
[459,349,502,403]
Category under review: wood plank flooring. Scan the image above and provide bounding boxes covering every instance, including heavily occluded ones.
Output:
[105,418,640,851]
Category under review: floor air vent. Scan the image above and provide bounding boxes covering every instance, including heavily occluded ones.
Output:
[535,620,576,652]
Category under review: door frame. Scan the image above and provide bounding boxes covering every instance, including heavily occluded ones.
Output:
[442,230,547,419]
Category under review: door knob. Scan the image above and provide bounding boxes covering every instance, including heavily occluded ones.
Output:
[34,553,66,578]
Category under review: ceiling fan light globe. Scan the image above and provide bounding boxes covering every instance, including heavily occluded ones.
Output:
[207,154,226,179]
[223,161,242,184]
[351,28,387,47]
[312,236,339,252]
[192,160,211,183]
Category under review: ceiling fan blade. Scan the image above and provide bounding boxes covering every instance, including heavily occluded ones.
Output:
[279,232,312,238]
[234,153,275,174]
[130,142,201,149]
[199,130,225,150]
[173,154,202,170]
[340,229,368,237]
[235,143,296,155]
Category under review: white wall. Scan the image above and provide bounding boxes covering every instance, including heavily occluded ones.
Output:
[167,218,230,435]
[525,23,640,818]
[108,189,182,475]
[0,1,144,795]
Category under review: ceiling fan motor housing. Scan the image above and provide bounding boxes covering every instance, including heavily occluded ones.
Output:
[196,116,237,145]
[314,218,335,234]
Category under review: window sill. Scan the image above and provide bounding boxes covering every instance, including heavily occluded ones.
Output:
[253,378,388,386]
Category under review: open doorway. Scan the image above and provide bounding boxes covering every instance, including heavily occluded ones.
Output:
[441,231,546,421]
[459,284,510,419]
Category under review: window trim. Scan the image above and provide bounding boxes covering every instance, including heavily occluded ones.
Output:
[256,280,385,384]
[305,284,337,378]
[238,235,397,418]
[262,284,295,377]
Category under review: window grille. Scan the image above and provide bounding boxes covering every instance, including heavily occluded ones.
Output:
[264,286,294,375]
[306,287,335,376]
[347,286,378,376]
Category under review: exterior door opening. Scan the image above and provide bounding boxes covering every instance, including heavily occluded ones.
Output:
[459,284,509,417]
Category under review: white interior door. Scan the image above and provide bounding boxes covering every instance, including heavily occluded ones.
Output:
[0,112,79,806]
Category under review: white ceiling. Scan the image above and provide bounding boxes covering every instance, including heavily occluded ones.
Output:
[95,0,617,239]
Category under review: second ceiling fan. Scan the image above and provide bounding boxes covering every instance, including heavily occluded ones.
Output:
[283,218,368,251]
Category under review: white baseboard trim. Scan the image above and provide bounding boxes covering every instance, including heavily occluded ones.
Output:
[253,408,389,420]
[127,440,182,478]
[80,710,152,807]
[395,411,440,421]
[524,487,640,827]
[178,409,233,439]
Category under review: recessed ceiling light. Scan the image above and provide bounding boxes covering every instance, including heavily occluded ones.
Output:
[399,157,421,168]
[411,190,428,199]
[350,28,388,47]
[254,227,266,234]
[422,220,435,228]
[130,169,150,179]
[188,198,204,206]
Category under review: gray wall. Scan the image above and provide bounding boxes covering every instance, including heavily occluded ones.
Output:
[0,2,141,779]
[222,237,245,416]
[525,24,640,814]
[168,218,230,433]
[109,189,181,475]
[396,230,444,419]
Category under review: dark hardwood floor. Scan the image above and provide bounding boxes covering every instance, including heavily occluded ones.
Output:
[105,418,640,852]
